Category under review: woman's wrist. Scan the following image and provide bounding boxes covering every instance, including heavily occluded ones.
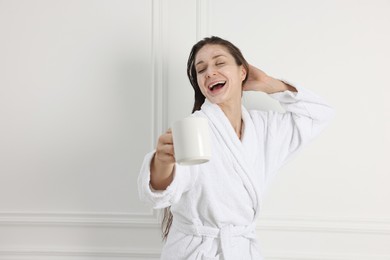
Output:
[150,154,175,190]
[264,76,297,94]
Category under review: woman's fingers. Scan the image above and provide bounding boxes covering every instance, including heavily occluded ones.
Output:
[159,133,173,145]
[159,143,174,156]
[243,64,270,92]
[156,145,175,163]
[155,129,175,163]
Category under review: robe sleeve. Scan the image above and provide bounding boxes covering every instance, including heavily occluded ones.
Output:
[137,151,196,209]
[251,85,335,182]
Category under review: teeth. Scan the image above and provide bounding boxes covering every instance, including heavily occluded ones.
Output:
[208,81,226,89]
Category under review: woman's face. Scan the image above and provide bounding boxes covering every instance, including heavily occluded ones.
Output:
[194,44,246,106]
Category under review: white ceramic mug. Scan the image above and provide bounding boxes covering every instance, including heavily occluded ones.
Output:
[172,117,211,165]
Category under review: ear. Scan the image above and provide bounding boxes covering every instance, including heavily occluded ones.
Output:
[240,65,247,81]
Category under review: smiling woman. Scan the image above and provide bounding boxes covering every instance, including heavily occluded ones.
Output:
[194,44,246,109]
[138,36,334,260]
[188,37,249,114]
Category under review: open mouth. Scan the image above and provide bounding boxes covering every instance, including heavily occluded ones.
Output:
[208,81,226,92]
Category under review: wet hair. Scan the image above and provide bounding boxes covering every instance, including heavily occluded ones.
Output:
[161,36,249,241]
[187,36,250,113]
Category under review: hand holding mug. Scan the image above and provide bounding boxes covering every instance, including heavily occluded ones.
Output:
[155,129,176,165]
[150,129,175,190]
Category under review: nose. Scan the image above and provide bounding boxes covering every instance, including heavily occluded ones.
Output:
[205,67,217,78]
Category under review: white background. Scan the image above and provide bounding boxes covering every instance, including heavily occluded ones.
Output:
[0,0,389,259]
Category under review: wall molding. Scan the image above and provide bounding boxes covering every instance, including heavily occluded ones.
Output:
[196,0,210,40]
[0,211,160,227]
[0,248,160,258]
[1,211,389,235]
[264,251,390,260]
[151,0,166,138]
[257,215,390,234]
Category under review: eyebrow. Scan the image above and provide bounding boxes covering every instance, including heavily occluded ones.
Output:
[195,54,226,67]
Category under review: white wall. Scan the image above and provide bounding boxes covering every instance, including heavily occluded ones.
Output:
[0,0,389,259]
[0,0,161,259]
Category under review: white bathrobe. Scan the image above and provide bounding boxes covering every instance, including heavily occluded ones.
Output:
[138,86,334,260]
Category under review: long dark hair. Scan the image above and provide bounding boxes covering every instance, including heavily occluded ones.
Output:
[161,36,250,241]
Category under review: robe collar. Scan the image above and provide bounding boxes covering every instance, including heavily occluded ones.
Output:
[200,98,261,218]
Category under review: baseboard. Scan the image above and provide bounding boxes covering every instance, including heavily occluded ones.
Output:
[264,251,390,260]
[0,247,161,258]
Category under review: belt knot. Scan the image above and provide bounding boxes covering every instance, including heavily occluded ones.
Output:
[173,220,256,260]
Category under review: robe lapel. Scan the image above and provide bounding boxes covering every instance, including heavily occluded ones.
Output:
[200,99,261,218]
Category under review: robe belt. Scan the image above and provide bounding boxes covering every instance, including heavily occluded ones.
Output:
[172,220,257,260]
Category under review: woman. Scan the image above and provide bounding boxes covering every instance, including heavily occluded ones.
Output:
[138,36,334,260]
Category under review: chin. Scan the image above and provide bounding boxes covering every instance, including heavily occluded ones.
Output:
[206,96,226,105]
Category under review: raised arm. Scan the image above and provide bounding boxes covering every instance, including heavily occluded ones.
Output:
[243,64,297,94]
[245,65,335,180]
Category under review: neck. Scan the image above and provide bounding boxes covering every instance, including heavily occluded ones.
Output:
[218,99,243,139]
